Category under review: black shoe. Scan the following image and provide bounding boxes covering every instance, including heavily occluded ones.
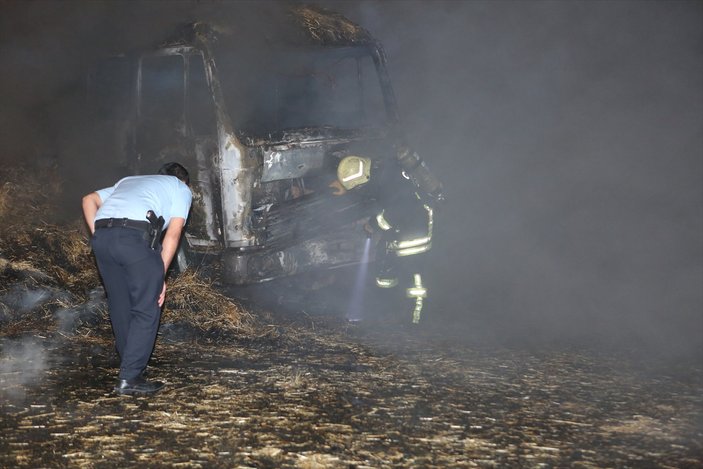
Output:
[114,375,164,395]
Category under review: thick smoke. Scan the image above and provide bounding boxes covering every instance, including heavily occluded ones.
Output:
[341,0,703,358]
[1,1,701,359]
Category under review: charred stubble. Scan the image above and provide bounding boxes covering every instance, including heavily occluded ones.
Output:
[1,320,701,468]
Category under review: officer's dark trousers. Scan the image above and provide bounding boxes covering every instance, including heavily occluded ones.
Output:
[91,227,164,381]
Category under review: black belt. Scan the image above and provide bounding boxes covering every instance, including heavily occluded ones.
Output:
[95,218,151,232]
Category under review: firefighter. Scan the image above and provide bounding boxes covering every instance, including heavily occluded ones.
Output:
[338,150,440,324]
[371,173,434,324]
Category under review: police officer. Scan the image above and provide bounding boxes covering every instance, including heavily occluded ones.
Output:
[82,162,192,395]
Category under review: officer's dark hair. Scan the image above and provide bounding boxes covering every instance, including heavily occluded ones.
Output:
[158,162,190,185]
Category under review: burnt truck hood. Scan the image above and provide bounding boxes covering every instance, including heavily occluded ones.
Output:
[241,126,399,184]
[239,125,394,149]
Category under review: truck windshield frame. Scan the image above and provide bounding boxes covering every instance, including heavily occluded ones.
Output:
[213,44,389,137]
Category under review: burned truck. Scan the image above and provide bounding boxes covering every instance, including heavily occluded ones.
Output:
[83,5,442,320]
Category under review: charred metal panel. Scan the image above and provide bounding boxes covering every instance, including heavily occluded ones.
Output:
[261,146,326,182]
[218,136,257,248]
[259,192,379,251]
[197,38,259,249]
[223,229,375,285]
[186,139,220,246]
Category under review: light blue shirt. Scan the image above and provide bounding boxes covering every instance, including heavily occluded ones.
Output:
[94,175,192,229]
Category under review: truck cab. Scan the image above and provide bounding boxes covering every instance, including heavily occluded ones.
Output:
[84,5,442,300]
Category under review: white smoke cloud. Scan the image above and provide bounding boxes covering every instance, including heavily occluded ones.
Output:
[0,337,50,402]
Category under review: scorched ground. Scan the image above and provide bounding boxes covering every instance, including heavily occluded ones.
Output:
[1,316,702,468]
[0,166,701,467]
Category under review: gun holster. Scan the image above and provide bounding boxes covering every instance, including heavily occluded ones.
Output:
[146,210,165,250]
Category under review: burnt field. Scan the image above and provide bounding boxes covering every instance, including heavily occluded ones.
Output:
[2,314,703,468]
[1,166,702,468]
